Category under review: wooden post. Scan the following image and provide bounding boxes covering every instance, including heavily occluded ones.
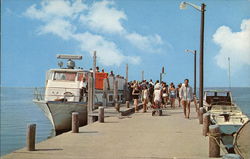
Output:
[26,124,36,151]
[88,76,94,124]
[203,113,210,136]
[72,112,79,133]
[123,83,126,103]
[93,51,96,99]
[125,64,129,101]
[113,79,118,105]
[193,95,198,112]
[102,78,108,107]
[126,101,130,108]
[199,107,206,124]
[99,107,104,123]
[209,125,220,158]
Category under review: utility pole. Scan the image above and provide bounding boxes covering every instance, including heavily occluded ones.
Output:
[228,57,231,90]
[199,3,206,108]
[92,51,96,109]
[142,70,144,81]
[160,66,165,83]
[194,50,197,95]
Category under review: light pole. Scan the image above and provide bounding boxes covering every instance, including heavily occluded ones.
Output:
[185,49,197,96]
[180,2,206,108]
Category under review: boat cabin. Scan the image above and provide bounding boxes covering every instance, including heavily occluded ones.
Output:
[43,54,126,104]
[204,90,233,107]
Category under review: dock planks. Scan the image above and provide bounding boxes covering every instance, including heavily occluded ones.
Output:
[2,103,224,159]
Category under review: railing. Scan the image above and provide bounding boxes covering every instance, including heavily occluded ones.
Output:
[33,87,125,103]
[33,87,87,102]
[33,87,45,101]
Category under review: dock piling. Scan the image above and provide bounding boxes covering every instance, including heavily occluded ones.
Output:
[99,107,104,123]
[126,101,130,108]
[26,124,36,151]
[72,112,79,133]
[88,76,94,124]
[209,125,220,158]
[199,107,206,124]
[203,113,210,136]
[114,79,118,105]
[102,78,108,107]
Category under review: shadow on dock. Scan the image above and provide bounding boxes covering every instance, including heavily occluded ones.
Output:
[35,148,63,151]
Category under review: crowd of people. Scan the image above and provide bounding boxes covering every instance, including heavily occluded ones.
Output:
[128,79,194,119]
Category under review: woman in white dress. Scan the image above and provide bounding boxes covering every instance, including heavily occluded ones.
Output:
[142,85,149,112]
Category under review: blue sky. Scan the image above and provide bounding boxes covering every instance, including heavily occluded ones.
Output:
[1,0,250,87]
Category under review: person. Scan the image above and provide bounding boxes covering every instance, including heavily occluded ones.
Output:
[101,69,105,73]
[79,77,87,102]
[149,79,154,86]
[109,70,114,77]
[142,85,149,112]
[177,83,182,107]
[153,84,162,108]
[169,82,176,108]
[148,84,154,106]
[162,82,169,108]
[96,66,99,72]
[132,84,140,112]
[179,79,193,119]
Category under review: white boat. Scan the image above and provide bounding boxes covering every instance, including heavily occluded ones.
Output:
[33,54,126,134]
[204,90,249,152]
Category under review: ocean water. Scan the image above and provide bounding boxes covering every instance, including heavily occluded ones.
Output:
[0,87,54,157]
[0,87,249,156]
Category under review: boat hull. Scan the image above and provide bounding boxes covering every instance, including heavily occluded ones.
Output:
[33,100,87,134]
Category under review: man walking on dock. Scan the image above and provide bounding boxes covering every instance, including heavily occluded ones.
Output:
[179,79,193,119]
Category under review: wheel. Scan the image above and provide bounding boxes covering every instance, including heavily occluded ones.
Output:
[159,109,163,116]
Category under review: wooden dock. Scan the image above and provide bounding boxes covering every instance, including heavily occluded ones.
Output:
[2,103,225,159]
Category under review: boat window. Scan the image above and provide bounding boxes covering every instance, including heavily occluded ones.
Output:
[206,92,215,96]
[217,92,228,97]
[77,72,88,81]
[54,72,76,81]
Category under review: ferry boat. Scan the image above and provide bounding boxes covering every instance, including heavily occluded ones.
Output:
[33,54,126,134]
[203,90,249,152]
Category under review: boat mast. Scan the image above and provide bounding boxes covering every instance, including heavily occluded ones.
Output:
[228,57,231,90]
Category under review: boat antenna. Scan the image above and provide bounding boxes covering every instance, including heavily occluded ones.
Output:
[228,57,231,90]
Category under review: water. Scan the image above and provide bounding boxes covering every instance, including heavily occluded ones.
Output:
[0,87,249,156]
[0,87,54,157]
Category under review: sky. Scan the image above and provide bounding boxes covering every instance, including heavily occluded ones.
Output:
[1,0,250,88]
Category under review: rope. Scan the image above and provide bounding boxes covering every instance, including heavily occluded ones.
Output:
[207,133,228,154]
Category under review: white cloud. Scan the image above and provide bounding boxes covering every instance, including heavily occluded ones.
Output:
[213,19,250,72]
[24,0,86,21]
[38,18,76,40]
[79,0,126,34]
[73,32,141,66]
[24,0,164,66]
[125,32,164,53]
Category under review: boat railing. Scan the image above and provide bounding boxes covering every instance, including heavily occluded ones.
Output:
[34,87,45,101]
[33,87,124,103]
[33,87,87,102]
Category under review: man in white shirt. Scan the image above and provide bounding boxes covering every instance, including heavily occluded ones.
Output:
[79,78,87,102]
[179,79,193,119]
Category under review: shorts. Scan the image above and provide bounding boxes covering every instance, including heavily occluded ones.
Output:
[181,99,191,103]
[133,95,139,99]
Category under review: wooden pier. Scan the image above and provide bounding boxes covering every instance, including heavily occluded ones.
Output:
[2,103,225,159]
